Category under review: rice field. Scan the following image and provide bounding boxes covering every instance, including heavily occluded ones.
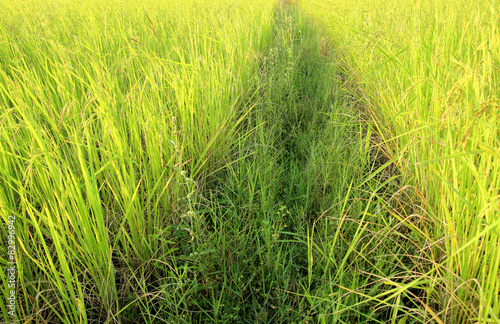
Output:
[0,0,498,323]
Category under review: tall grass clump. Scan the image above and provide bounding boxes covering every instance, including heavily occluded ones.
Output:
[303,0,500,322]
[0,0,273,321]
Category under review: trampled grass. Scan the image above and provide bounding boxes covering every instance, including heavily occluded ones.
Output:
[0,0,498,323]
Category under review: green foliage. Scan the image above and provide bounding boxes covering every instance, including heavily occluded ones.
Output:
[1,0,496,323]
[302,0,500,322]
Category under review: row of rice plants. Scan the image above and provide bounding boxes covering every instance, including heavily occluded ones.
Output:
[302,0,500,322]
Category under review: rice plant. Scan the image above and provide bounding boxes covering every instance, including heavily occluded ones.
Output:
[0,0,498,323]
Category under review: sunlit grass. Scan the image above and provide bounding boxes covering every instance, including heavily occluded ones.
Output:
[303,0,500,322]
[0,0,274,321]
[1,0,497,322]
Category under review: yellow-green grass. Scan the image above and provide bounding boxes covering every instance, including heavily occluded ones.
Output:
[1,0,420,321]
[2,0,498,322]
[302,0,500,322]
[0,0,273,321]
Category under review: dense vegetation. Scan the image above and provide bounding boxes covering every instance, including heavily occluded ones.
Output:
[302,0,500,322]
[0,0,498,323]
